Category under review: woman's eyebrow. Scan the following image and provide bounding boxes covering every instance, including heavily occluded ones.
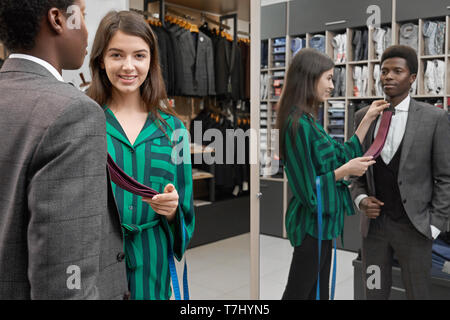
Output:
[107,48,149,53]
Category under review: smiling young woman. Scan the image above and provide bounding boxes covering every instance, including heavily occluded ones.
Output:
[87,11,195,300]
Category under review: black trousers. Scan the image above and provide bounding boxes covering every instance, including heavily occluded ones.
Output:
[362,214,433,300]
[282,234,332,300]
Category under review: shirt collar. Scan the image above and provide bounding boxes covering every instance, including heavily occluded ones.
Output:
[394,94,410,112]
[8,54,64,82]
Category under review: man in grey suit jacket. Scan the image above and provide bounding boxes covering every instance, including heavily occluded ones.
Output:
[0,0,128,299]
[351,45,450,299]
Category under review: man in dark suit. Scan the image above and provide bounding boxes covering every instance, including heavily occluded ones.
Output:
[0,0,128,299]
[351,45,450,299]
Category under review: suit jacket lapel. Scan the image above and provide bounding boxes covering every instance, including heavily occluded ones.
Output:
[195,32,205,85]
[399,99,421,172]
[184,31,196,63]
[365,114,378,194]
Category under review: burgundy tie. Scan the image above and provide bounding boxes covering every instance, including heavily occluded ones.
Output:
[107,154,159,197]
[363,110,393,159]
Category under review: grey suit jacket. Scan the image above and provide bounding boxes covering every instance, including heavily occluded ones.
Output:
[350,99,450,239]
[0,59,128,299]
[176,29,215,97]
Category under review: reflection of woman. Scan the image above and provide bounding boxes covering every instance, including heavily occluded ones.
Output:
[88,11,194,300]
[276,48,388,300]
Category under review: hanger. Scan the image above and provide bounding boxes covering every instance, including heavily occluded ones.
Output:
[190,24,199,33]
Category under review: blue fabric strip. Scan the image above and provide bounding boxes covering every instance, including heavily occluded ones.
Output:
[168,219,190,300]
[315,177,323,300]
[168,248,181,300]
[315,177,337,300]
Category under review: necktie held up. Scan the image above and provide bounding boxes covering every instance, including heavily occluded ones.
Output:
[363,110,394,159]
[107,154,159,198]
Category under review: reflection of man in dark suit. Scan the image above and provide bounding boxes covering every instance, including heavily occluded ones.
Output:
[0,0,128,299]
[351,45,450,299]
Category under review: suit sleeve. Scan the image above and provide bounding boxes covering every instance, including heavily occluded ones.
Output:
[430,111,450,231]
[285,119,340,216]
[350,109,369,205]
[206,37,216,96]
[166,123,195,260]
[27,98,107,299]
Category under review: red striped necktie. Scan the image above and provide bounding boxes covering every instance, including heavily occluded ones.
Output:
[107,154,159,197]
[363,110,394,159]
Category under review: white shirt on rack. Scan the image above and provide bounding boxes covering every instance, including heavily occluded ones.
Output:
[354,95,440,239]
[8,53,64,82]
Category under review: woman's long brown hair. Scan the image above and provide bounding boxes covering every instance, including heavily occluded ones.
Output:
[275,48,334,157]
[87,11,177,131]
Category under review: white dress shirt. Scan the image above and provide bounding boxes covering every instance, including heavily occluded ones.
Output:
[8,53,64,82]
[375,95,410,165]
[355,95,440,238]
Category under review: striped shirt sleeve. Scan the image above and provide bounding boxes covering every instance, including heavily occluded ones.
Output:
[165,120,195,261]
[285,118,340,216]
[330,134,363,166]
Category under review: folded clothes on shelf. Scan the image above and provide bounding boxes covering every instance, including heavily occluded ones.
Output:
[424,59,445,95]
[291,37,306,57]
[273,37,286,46]
[352,29,368,61]
[260,73,269,100]
[332,67,346,97]
[273,46,286,54]
[273,71,285,77]
[310,34,326,53]
[328,108,346,118]
[399,22,418,53]
[353,65,369,97]
[423,20,445,56]
[332,33,347,63]
[373,27,391,60]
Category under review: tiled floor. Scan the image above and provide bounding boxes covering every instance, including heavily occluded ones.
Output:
[181,233,358,300]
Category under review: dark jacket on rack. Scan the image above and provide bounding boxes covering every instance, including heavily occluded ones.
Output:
[167,24,187,96]
[176,29,216,97]
[152,26,175,96]
[239,41,250,100]
[215,37,243,101]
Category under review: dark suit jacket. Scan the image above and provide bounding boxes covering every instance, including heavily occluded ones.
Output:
[215,37,243,101]
[0,59,128,299]
[350,99,450,239]
[153,26,176,96]
[176,29,215,97]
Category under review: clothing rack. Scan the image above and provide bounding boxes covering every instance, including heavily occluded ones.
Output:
[166,7,196,22]
[200,13,231,31]
[145,0,165,26]
[145,1,249,37]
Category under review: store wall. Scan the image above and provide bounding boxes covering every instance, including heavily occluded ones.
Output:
[261,0,290,6]
[62,0,129,86]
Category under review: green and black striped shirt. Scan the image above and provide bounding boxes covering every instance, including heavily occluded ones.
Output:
[284,113,362,247]
[105,108,195,300]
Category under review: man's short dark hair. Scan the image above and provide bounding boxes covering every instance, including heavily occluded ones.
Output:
[381,45,418,75]
[0,0,75,51]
